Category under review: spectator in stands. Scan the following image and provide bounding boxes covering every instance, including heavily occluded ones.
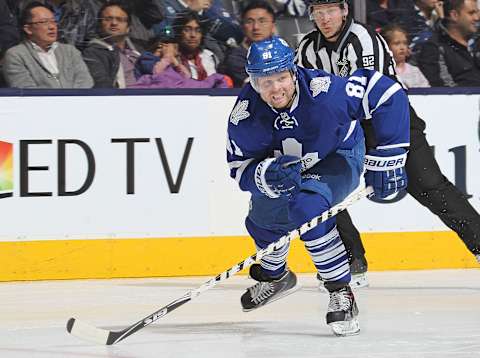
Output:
[82,1,142,88]
[414,0,444,26]
[0,0,20,87]
[2,1,93,88]
[152,0,243,48]
[416,0,480,86]
[220,0,276,87]
[381,24,430,87]
[17,1,160,49]
[173,11,220,80]
[130,34,229,88]
[134,35,190,79]
[0,0,20,58]
[406,0,445,56]
[366,0,417,32]
[16,0,101,50]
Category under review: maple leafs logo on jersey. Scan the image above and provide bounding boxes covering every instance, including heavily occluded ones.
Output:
[310,77,331,97]
[230,100,250,125]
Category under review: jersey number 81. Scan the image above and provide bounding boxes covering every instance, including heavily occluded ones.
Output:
[346,76,366,98]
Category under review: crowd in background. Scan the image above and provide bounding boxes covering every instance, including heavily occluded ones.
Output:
[0,0,479,89]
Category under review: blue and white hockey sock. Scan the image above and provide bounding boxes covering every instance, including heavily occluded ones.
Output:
[258,241,291,278]
[304,226,351,284]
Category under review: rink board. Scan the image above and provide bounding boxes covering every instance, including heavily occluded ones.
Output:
[0,90,478,281]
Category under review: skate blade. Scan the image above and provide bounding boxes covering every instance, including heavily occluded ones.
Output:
[242,284,301,312]
[328,318,360,337]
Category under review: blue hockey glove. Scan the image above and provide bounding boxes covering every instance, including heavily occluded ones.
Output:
[255,155,302,198]
[364,148,408,198]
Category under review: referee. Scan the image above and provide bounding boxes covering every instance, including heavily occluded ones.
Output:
[295,0,480,288]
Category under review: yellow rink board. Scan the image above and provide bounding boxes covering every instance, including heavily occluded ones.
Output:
[0,231,478,282]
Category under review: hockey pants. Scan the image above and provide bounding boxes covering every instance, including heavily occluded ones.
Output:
[246,141,365,282]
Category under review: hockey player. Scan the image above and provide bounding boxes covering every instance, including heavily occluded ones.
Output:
[226,36,410,336]
[296,0,480,289]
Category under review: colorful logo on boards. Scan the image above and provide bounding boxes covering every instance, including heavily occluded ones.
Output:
[0,141,13,198]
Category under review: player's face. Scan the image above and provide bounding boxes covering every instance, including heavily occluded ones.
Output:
[453,0,480,36]
[242,8,276,43]
[257,71,296,109]
[310,3,347,42]
[387,30,409,65]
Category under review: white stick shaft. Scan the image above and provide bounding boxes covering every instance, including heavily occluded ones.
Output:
[67,186,373,345]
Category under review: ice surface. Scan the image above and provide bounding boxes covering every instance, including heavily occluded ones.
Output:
[0,269,479,358]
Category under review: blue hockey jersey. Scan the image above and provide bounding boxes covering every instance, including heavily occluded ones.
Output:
[227,67,410,195]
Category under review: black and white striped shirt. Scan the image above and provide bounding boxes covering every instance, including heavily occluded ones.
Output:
[295,17,398,80]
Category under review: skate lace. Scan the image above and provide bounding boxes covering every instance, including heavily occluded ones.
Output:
[249,282,275,304]
[328,289,351,312]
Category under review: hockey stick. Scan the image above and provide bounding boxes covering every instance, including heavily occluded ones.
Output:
[66,185,374,345]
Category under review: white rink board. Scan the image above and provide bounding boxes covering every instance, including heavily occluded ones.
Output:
[0,94,478,241]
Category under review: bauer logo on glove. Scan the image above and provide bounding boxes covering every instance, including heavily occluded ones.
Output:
[364,148,408,199]
[364,156,405,170]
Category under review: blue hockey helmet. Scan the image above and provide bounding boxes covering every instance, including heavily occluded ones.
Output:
[245,36,295,77]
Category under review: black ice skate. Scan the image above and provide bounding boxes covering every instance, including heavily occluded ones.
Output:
[317,256,369,292]
[241,264,300,312]
[325,284,360,336]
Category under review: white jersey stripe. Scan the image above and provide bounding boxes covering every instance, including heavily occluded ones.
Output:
[371,82,402,114]
[342,120,357,142]
[377,142,410,150]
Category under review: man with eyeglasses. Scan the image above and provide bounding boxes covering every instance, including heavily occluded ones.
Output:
[2,1,93,88]
[220,0,277,87]
[417,0,480,86]
[82,1,142,88]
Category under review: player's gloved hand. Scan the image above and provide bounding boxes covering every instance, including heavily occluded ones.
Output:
[255,155,302,198]
[364,148,408,198]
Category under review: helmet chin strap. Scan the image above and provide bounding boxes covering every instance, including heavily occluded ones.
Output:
[285,90,297,109]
